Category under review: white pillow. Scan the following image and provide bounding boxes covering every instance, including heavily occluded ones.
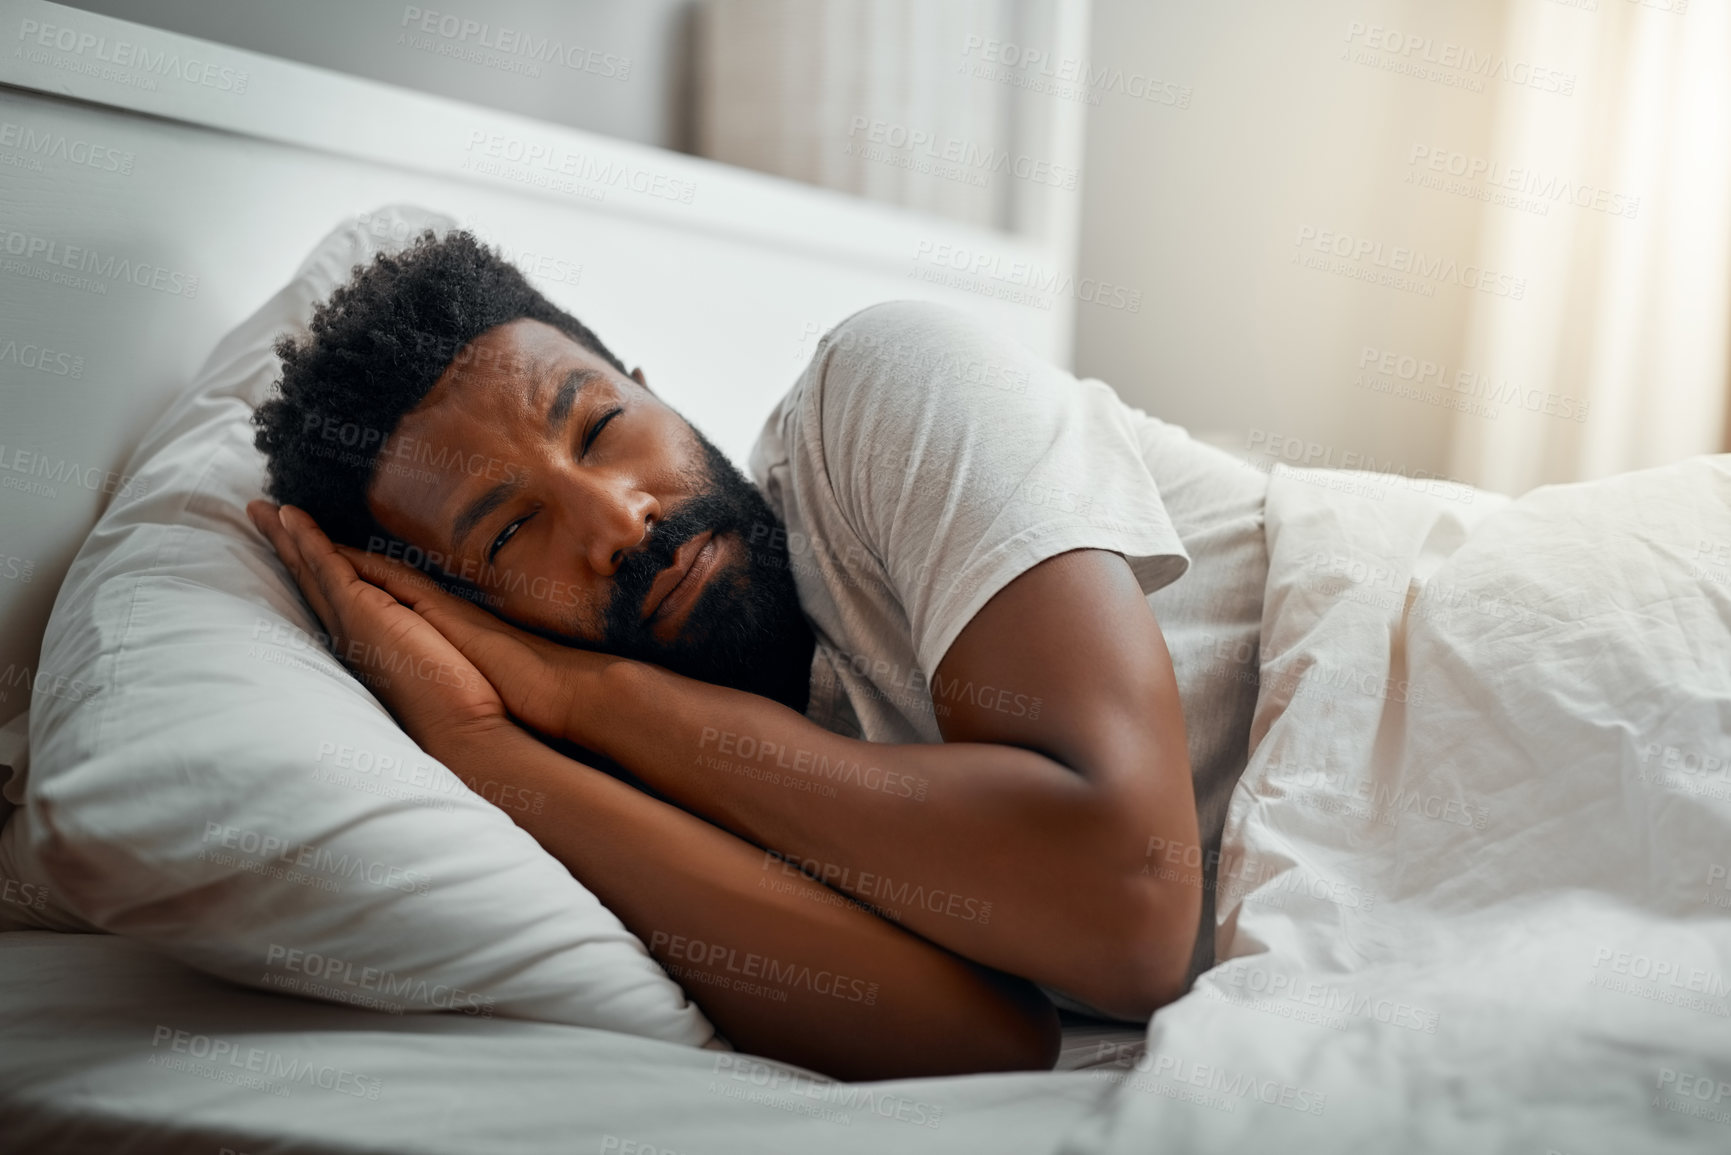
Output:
[1,207,716,1046]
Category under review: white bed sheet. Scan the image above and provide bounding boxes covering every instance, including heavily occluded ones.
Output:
[0,930,1133,1154]
[1063,457,1731,1155]
[12,457,1730,1155]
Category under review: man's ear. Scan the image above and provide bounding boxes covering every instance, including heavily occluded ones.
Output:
[630,366,651,392]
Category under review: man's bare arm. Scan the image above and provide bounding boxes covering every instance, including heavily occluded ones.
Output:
[434,720,1061,1080]
[329,531,1199,1017]
[563,549,1201,1018]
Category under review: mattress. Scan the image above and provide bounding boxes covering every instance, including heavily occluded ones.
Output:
[0,930,1132,1154]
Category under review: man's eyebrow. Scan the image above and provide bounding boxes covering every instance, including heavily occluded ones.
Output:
[449,366,605,556]
[450,475,524,557]
[547,367,604,436]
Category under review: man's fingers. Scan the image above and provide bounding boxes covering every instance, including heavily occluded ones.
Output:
[248,501,335,625]
[334,543,535,645]
[331,542,570,719]
[279,504,365,620]
[335,543,447,603]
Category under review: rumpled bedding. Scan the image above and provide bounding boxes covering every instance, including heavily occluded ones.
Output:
[1066,456,1731,1154]
[6,456,1729,1154]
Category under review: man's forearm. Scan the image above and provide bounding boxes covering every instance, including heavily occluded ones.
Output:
[434,721,1059,1079]
[563,661,1200,1016]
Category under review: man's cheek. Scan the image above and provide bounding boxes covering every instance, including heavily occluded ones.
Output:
[485,573,605,646]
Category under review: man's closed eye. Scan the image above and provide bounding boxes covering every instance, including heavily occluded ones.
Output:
[487,406,625,562]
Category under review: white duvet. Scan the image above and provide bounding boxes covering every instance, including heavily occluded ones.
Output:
[1065,457,1731,1154]
[6,454,1730,1152]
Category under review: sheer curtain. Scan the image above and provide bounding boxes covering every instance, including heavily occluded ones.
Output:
[1447,0,1731,494]
[691,0,1088,248]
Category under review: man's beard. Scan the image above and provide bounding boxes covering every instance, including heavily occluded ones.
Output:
[592,429,815,712]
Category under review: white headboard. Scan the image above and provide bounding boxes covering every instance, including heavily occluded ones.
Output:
[0,0,1074,727]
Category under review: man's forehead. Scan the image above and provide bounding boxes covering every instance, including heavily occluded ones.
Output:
[439,320,571,403]
[402,328,601,458]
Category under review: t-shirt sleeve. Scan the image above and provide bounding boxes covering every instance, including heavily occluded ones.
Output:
[808,299,1191,677]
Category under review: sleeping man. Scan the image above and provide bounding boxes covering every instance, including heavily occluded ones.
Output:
[244,229,1270,1081]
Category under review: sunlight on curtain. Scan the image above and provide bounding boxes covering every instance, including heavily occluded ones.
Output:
[1448,0,1731,493]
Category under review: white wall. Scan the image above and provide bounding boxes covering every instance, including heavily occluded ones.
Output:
[1073,0,1511,483]
[59,0,698,149]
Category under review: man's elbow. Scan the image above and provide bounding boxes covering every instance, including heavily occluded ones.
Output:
[944,971,1062,1075]
[994,977,1064,1072]
[1068,882,1201,1022]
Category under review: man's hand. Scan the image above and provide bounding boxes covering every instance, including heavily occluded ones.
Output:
[307,526,626,745]
[245,500,511,760]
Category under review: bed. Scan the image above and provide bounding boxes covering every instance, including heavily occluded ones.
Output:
[0,2,1130,1150]
[5,3,1731,1153]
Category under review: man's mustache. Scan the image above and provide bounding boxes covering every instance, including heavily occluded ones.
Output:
[604,490,740,642]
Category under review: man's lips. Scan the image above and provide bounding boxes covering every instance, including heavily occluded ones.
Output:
[644,529,718,624]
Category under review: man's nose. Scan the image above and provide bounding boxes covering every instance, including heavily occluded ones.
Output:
[562,474,657,577]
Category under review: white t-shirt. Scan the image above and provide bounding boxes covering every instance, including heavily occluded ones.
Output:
[747,300,1269,1018]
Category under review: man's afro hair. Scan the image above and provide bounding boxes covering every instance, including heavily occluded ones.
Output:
[251,227,628,550]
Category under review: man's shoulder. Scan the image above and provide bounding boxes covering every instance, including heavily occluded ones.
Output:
[750,298,1043,485]
[820,299,998,369]
[809,299,1037,419]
